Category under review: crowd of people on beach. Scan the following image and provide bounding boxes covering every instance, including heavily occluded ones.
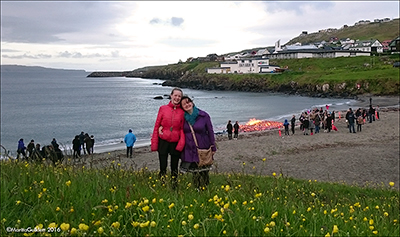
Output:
[16,131,95,162]
[72,131,95,159]
[282,104,380,136]
[16,137,63,164]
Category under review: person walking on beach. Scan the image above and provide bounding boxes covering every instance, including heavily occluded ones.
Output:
[179,95,216,190]
[226,120,233,140]
[72,135,81,159]
[283,119,290,135]
[17,138,26,160]
[27,139,35,158]
[124,129,137,158]
[79,131,86,154]
[314,113,321,134]
[233,121,240,140]
[151,87,185,187]
[290,115,296,135]
[303,117,309,135]
[356,114,364,132]
[83,133,92,155]
[368,105,375,123]
[90,135,95,153]
[346,108,356,133]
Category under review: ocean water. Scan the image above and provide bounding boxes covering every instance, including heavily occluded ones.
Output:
[1,67,357,156]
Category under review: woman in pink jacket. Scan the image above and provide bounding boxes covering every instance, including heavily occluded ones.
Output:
[151,88,185,187]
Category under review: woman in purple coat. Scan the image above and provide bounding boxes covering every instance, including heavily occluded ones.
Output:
[180,95,217,189]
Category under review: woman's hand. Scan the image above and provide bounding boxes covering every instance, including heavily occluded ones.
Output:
[159,126,163,135]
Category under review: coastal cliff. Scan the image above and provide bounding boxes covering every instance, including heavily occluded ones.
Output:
[86,56,400,98]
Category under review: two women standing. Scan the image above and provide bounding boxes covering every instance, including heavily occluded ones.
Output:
[151,88,216,189]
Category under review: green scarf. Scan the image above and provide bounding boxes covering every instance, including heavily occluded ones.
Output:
[184,106,199,125]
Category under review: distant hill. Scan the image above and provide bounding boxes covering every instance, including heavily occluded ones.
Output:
[0,65,87,73]
[286,18,399,45]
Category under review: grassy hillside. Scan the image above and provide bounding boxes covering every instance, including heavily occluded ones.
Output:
[286,18,399,45]
[156,55,399,96]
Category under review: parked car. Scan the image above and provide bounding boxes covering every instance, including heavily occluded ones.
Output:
[393,62,400,67]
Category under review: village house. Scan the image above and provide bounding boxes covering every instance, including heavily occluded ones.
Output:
[348,39,383,53]
[207,57,280,74]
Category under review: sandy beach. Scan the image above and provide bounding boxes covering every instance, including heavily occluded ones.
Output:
[83,95,399,189]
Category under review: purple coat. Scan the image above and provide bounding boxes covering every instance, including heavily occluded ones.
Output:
[181,110,216,163]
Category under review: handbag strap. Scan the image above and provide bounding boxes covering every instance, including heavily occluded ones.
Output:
[188,123,199,148]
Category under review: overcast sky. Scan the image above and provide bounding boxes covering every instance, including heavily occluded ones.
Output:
[1,1,399,71]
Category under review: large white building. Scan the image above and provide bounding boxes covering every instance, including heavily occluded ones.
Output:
[207,58,280,74]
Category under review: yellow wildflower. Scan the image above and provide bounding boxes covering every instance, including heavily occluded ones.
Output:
[60,223,70,231]
[271,211,278,219]
[131,221,139,227]
[194,223,200,229]
[272,172,276,176]
[111,221,120,229]
[142,205,150,212]
[182,221,187,226]
[384,212,389,217]
[150,221,156,227]
[78,223,89,231]
[16,200,21,205]
[332,225,339,234]
[373,230,378,235]
[188,214,194,220]
[389,182,395,187]
[97,227,104,234]
[56,207,60,212]
[140,221,149,228]
[369,219,374,225]
[269,221,276,227]
[264,227,270,233]
[65,180,71,186]
[94,220,102,226]
[325,233,330,237]
[48,223,57,228]
[70,228,77,235]
[169,203,175,209]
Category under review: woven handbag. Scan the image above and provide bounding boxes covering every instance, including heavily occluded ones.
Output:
[188,124,213,167]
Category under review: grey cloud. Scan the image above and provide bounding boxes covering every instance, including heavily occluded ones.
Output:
[1,2,135,44]
[171,17,184,26]
[57,51,104,58]
[2,53,52,59]
[149,17,184,27]
[150,18,162,24]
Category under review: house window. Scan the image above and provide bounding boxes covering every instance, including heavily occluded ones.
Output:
[249,60,252,63]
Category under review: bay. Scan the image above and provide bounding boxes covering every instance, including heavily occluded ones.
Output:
[1,67,356,157]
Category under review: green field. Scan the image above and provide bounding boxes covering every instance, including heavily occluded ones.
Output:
[1,159,399,236]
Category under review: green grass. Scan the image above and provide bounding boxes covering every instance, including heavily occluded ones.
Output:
[1,159,399,236]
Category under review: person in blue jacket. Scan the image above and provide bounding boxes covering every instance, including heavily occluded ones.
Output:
[17,138,26,159]
[124,129,137,158]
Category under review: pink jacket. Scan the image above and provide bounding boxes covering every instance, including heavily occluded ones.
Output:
[151,101,185,152]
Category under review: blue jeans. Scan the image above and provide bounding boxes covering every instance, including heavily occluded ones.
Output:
[349,122,355,133]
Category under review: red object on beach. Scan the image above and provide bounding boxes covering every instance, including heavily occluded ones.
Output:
[326,105,329,110]
[279,130,281,136]
[338,111,341,119]
[332,124,338,131]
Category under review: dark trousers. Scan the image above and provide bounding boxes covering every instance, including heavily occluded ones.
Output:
[73,149,81,159]
[357,124,362,132]
[193,171,210,189]
[126,146,133,158]
[158,138,180,181]
[291,124,295,134]
[228,133,232,140]
[349,122,356,133]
